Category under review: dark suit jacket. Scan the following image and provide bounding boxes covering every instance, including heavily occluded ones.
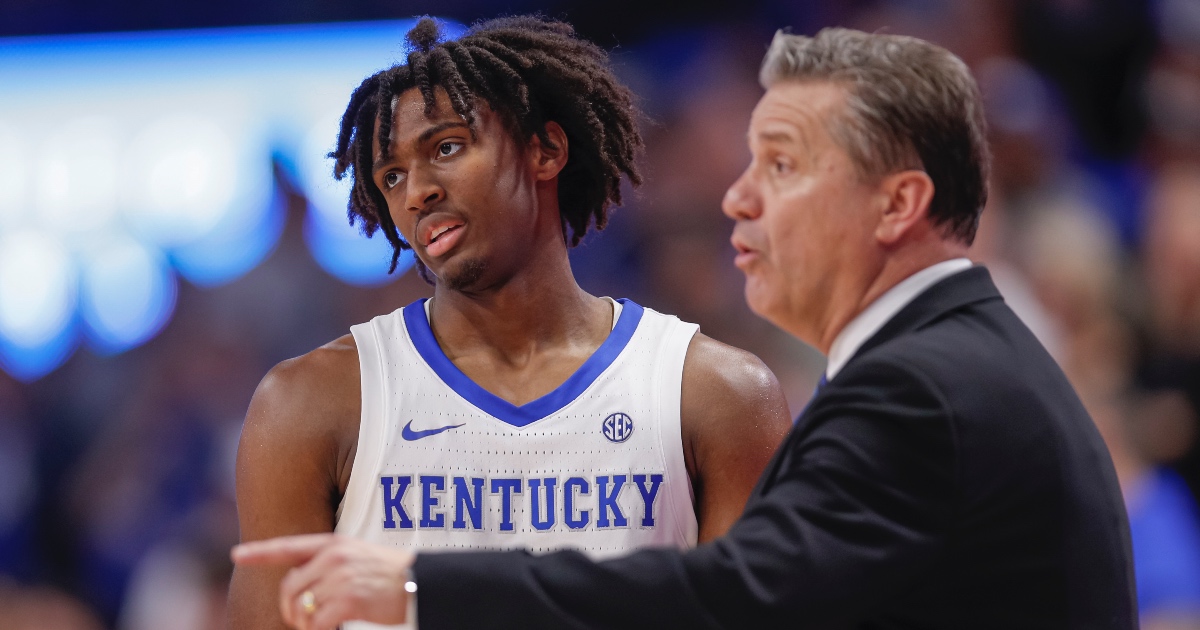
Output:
[413,267,1137,629]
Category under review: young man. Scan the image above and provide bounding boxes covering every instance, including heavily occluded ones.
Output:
[228,16,791,630]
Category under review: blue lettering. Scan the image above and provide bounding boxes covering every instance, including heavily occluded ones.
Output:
[380,476,413,529]
[528,477,558,531]
[419,475,446,528]
[564,477,590,530]
[490,478,523,532]
[596,474,628,528]
[633,474,663,527]
[452,477,484,530]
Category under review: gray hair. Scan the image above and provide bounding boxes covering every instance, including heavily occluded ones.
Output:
[760,28,990,244]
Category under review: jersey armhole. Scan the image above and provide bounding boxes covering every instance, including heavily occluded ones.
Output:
[654,317,701,547]
[335,320,388,531]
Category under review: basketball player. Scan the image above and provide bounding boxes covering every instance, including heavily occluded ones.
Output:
[228,16,791,630]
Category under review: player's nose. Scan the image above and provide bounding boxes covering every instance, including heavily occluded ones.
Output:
[405,168,445,213]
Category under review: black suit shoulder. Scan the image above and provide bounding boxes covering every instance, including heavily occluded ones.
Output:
[817,281,1135,628]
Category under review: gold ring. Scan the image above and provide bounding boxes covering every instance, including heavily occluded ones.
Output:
[300,590,317,615]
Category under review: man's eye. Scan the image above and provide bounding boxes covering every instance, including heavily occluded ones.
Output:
[773,159,792,174]
[437,142,463,157]
[384,172,404,189]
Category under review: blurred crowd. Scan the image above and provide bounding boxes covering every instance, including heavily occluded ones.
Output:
[2,0,1200,628]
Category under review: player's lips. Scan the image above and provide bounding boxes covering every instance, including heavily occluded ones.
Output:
[418,215,467,259]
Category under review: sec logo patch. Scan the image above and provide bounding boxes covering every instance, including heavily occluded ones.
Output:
[602,412,633,443]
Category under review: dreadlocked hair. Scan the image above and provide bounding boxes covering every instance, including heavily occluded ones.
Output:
[329,15,644,273]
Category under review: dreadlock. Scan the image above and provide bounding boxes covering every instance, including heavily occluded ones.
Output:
[330,15,644,274]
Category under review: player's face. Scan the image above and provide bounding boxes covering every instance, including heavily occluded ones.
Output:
[723,81,882,345]
[372,87,541,291]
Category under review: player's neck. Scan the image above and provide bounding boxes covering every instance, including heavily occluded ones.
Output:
[428,248,609,366]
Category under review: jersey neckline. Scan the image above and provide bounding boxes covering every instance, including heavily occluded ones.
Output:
[402,298,645,428]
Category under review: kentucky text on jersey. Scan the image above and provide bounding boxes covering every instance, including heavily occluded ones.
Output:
[379,473,665,532]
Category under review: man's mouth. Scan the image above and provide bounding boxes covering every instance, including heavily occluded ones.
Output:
[430,224,456,243]
[421,220,466,258]
[730,236,760,270]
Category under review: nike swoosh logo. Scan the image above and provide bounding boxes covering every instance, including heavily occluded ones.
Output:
[401,420,465,441]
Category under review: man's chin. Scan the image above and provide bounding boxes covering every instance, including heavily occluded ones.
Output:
[440,257,489,292]
[742,277,774,318]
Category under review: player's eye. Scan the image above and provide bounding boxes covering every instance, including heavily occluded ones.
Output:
[437,141,464,158]
[384,172,405,189]
[773,158,793,175]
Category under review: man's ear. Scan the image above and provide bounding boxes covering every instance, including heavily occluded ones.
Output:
[530,121,569,182]
[875,169,935,246]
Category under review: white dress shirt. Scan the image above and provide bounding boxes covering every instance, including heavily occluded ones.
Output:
[824,258,974,380]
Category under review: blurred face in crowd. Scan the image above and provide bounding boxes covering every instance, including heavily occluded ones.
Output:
[372,87,559,292]
[1144,166,1200,348]
[723,81,884,347]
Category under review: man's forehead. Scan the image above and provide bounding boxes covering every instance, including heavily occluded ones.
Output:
[389,88,468,133]
[370,90,476,164]
[749,82,844,138]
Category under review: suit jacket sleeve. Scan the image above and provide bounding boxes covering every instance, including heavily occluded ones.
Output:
[412,355,958,629]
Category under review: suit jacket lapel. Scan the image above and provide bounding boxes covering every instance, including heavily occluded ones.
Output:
[750,266,1003,499]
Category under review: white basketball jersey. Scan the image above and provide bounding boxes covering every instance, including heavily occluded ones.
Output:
[336,298,698,630]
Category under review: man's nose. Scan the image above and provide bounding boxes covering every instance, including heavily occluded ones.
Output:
[722,169,760,221]
[405,169,444,213]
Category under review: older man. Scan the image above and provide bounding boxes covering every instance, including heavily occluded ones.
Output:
[234,28,1137,629]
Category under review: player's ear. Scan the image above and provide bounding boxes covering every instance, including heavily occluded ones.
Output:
[875,169,935,246]
[530,121,568,182]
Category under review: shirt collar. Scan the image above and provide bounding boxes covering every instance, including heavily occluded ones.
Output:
[825,258,974,380]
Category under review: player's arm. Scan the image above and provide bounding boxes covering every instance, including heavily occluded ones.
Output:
[680,333,792,542]
[228,335,361,630]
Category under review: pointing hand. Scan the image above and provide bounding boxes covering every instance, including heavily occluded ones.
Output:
[233,534,415,630]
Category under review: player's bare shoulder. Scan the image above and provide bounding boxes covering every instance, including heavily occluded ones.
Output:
[248,335,360,435]
[238,334,362,497]
[680,332,791,434]
[679,332,792,540]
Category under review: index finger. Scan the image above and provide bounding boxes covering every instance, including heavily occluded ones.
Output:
[231,533,339,566]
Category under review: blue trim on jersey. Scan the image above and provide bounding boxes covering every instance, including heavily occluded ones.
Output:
[403,298,645,428]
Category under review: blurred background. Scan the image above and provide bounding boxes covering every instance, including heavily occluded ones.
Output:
[1,0,1199,628]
